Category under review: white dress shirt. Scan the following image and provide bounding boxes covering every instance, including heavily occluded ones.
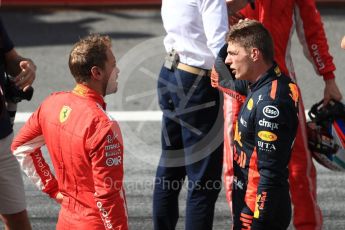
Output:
[161,0,228,70]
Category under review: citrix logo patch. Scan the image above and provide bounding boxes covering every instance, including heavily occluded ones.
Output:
[258,118,278,130]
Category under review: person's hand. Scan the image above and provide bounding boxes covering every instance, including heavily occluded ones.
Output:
[324,79,343,105]
[54,192,64,204]
[341,35,345,49]
[229,12,245,26]
[14,59,36,92]
[226,0,248,16]
[210,66,220,88]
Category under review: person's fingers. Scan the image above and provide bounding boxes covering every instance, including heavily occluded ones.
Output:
[15,61,36,90]
[323,96,331,106]
[54,192,64,204]
[341,36,345,49]
[15,71,35,90]
[19,60,29,70]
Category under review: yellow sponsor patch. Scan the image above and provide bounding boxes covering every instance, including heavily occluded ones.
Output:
[234,121,242,147]
[59,106,72,123]
[247,98,253,110]
[254,194,261,218]
[258,131,277,142]
[254,191,267,218]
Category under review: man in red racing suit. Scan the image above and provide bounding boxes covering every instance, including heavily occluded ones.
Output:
[215,0,343,229]
[11,34,128,230]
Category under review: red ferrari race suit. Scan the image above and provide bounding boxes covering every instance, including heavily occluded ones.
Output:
[11,84,128,230]
[220,0,336,229]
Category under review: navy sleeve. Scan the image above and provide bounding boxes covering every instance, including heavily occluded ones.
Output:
[0,17,14,138]
[215,43,249,96]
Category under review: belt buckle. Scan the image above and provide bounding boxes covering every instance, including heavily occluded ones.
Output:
[164,49,179,70]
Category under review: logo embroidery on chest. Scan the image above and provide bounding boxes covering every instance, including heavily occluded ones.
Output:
[262,105,279,118]
[256,94,263,105]
[59,106,72,123]
[258,131,277,142]
[247,98,254,110]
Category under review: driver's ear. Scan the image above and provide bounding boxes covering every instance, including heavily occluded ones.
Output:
[90,66,102,80]
[251,48,260,62]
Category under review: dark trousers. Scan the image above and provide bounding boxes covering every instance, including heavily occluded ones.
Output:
[153,66,224,230]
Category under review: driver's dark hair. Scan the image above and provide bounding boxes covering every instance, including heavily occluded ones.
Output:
[69,34,111,83]
[226,19,274,64]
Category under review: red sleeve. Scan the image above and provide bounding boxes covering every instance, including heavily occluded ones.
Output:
[90,120,128,229]
[11,106,59,198]
[295,0,336,80]
[239,3,258,19]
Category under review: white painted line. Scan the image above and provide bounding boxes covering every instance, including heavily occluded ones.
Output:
[108,111,162,121]
[14,110,310,123]
[15,112,32,123]
[14,111,163,123]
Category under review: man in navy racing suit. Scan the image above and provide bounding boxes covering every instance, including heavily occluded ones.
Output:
[222,19,299,229]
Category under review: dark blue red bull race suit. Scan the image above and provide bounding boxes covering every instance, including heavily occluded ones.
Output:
[214,46,300,228]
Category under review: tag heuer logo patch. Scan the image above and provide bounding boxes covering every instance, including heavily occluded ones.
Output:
[59,106,72,123]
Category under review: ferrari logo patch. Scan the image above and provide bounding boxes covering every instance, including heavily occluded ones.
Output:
[59,106,72,123]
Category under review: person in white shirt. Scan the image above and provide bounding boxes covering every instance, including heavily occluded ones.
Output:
[152,0,228,229]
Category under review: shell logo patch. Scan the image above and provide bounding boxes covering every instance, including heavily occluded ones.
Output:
[258,131,277,142]
[247,98,254,110]
[59,106,72,123]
